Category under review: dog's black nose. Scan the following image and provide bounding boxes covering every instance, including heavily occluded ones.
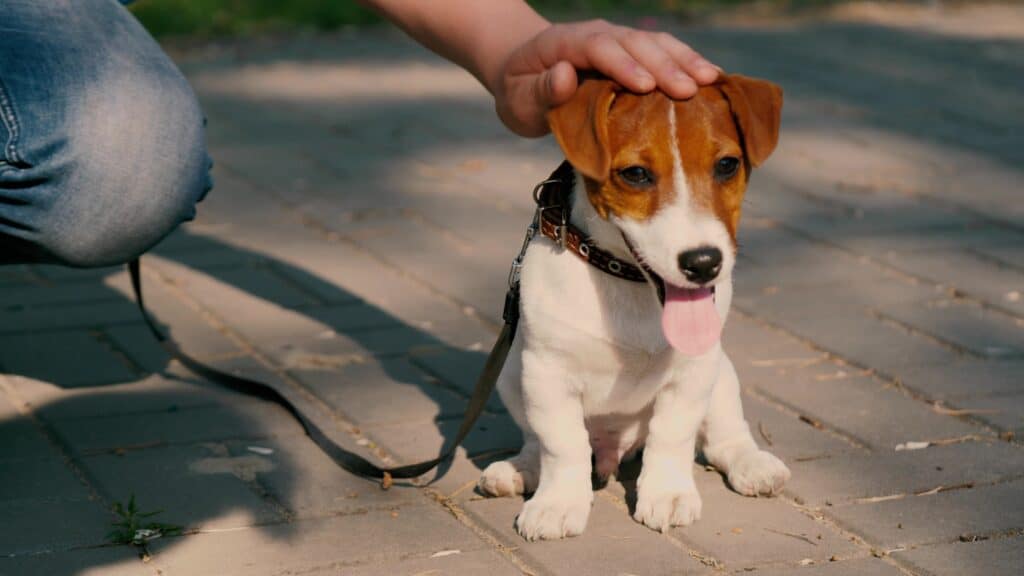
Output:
[678,247,722,284]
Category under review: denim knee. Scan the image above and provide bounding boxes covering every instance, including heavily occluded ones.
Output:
[1,71,212,268]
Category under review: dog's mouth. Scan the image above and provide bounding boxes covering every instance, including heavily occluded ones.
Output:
[623,238,723,357]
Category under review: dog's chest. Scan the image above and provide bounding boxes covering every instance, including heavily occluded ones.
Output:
[520,238,680,414]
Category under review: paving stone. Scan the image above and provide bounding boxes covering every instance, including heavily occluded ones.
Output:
[745,557,904,576]
[0,547,150,576]
[0,300,142,334]
[363,411,522,473]
[784,440,1024,507]
[30,265,122,283]
[340,548,524,576]
[45,394,303,456]
[946,394,1024,435]
[751,369,983,451]
[894,534,1024,576]
[285,323,447,359]
[733,390,860,463]
[724,312,831,366]
[291,301,406,333]
[293,357,468,426]
[164,263,452,360]
[81,443,284,531]
[0,265,36,286]
[192,265,325,310]
[876,297,1024,359]
[826,480,1024,548]
[0,456,92,503]
[203,234,499,347]
[27,375,238,422]
[150,506,493,576]
[664,468,860,569]
[1,282,122,309]
[973,242,1024,272]
[0,498,112,555]
[221,435,419,519]
[734,285,960,380]
[342,216,507,320]
[878,249,1024,317]
[0,393,54,461]
[0,330,139,387]
[896,358,1024,399]
[265,264,367,308]
[410,347,508,412]
[102,324,177,373]
[141,260,329,347]
[463,494,712,576]
[99,275,244,364]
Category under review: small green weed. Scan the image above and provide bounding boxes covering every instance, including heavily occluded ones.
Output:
[107,494,183,546]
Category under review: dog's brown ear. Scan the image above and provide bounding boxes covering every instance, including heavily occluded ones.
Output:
[719,74,783,168]
[546,79,619,181]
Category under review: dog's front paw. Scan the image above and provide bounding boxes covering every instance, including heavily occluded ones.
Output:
[633,484,702,532]
[515,488,592,541]
[728,450,790,497]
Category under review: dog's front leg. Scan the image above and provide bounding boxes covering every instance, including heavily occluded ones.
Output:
[700,353,790,496]
[514,348,593,541]
[634,355,718,532]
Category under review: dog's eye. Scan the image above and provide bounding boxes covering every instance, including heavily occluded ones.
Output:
[617,166,655,188]
[715,157,741,180]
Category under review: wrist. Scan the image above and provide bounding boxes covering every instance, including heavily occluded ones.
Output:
[473,11,549,96]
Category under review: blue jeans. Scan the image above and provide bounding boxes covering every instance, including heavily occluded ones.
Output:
[0,0,211,267]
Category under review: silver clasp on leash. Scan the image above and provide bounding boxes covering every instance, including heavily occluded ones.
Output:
[508,212,539,290]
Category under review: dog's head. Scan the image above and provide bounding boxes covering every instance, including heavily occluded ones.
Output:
[548,74,782,355]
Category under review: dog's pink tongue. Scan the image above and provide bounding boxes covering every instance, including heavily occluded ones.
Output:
[661,285,721,356]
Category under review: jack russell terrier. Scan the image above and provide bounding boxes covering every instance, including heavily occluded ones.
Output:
[477,74,790,540]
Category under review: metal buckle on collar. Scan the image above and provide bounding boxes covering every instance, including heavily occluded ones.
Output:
[533,176,569,250]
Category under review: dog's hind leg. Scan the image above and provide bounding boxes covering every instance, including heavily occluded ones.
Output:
[478,337,541,496]
[699,353,790,496]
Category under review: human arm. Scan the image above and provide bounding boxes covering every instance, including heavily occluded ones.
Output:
[358,1,720,136]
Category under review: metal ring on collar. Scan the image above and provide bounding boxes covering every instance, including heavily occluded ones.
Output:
[532,178,564,204]
[608,260,622,273]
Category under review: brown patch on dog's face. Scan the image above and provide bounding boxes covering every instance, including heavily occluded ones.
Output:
[585,93,676,221]
[547,75,782,244]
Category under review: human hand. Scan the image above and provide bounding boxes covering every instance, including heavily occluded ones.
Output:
[493,19,720,137]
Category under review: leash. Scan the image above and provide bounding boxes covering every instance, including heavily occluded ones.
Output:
[124,167,572,486]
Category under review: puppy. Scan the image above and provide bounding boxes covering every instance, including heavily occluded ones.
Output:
[478,74,790,541]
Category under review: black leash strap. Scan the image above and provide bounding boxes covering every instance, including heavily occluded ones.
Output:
[128,258,520,483]
[125,164,573,483]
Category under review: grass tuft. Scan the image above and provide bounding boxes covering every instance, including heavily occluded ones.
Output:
[106,494,183,546]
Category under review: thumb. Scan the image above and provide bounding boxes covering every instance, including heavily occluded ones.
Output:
[535,60,578,110]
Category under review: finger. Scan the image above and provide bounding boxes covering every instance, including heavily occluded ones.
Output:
[517,20,615,73]
[545,60,578,107]
[584,32,655,93]
[653,32,720,85]
[618,31,698,99]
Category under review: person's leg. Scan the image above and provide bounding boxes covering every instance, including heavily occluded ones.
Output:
[0,0,212,267]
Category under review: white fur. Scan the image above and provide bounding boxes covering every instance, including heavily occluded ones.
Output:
[479,103,789,540]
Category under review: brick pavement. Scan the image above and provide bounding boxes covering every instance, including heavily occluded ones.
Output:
[2,6,1022,576]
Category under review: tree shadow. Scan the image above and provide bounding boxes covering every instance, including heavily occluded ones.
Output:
[0,228,513,573]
